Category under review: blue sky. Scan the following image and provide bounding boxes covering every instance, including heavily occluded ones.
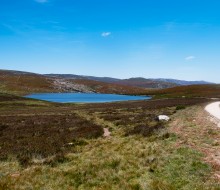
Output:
[0,0,220,82]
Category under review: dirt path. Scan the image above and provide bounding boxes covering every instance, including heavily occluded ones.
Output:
[205,102,220,127]
[74,111,113,137]
[205,102,220,120]
[103,128,111,137]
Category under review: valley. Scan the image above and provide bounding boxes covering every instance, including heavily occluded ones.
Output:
[0,70,220,189]
[0,69,215,96]
[1,0,220,189]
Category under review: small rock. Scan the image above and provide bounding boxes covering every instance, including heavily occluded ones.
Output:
[67,142,74,146]
[158,115,170,121]
[10,173,20,178]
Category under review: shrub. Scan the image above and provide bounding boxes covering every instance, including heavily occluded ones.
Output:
[176,105,186,110]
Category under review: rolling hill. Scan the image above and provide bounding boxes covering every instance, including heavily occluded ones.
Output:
[152,78,213,86]
[45,74,121,83]
[70,79,148,95]
[0,92,25,102]
[147,84,220,98]
[0,70,148,95]
[46,74,178,88]
[0,69,217,97]
[46,74,213,89]
[0,70,56,95]
[113,77,177,89]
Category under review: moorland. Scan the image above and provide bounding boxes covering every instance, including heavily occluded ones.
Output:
[0,70,220,190]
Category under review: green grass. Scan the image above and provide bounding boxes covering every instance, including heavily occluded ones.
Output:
[0,129,219,189]
[153,147,211,189]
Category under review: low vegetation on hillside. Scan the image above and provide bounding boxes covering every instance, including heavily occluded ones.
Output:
[0,70,220,189]
[148,84,220,99]
[72,79,149,95]
[0,70,149,95]
[0,70,56,95]
[1,70,220,100]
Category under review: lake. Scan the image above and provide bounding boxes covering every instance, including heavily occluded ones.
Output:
[25,93,151,103]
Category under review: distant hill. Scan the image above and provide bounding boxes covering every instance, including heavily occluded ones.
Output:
[46,74,213,89]
[113,77,177,89]
[0,69,40,76]
[0,69,215,95]
[0,70,148,95]
[0,70,56,95]
[46,75,178,88]
[45,74,121,83]
[152,78,213,86]
[147,84,220,99]
[70,79,147,95]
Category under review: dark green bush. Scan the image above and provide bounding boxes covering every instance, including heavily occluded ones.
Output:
[176,105,186,110]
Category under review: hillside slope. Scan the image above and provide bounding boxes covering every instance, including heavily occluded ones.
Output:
[0,70,56,95]
[0,70,148,95]
[47,74,213,89]
[114,77,177,89]
[152,78,213,86]
[46,74,121,83]
[46,75,177,88]
[147,84,220,98]
[71,79,149,95]
[0,93,25,102]
[1,70,217,96]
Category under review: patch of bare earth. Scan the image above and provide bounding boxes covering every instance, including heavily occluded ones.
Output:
[169,104,220,181]
[103,128,111,137]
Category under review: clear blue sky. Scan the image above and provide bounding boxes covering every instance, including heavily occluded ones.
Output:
[0,0,220,82]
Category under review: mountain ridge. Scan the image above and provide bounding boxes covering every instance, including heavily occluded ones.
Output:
[46,74,214,88]
[0,69,215,95]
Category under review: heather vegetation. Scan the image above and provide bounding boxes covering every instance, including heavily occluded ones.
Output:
[1,0,220,188]
[70,79,149,95]
[0,71,220,189]
[0,93,219,189]
[148,84,220,99]
[0,70,56,95]
[1,70,220,103]
[0,70,149,95]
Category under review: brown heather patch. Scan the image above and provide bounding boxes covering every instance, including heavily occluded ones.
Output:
[0,93,24,102]
[0,111,103,166]
[77,97,210,110]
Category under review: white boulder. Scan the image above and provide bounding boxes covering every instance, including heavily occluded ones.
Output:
[158,115,170,121]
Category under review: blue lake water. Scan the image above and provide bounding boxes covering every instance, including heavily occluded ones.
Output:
[25,93,151,103]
